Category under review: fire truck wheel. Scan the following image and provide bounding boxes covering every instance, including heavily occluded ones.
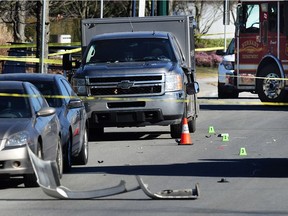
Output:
[257,65,286,102]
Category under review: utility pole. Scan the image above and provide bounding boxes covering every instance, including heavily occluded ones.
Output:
[39,0,46,73]
[38,0,49,74]
[223,0,230,51]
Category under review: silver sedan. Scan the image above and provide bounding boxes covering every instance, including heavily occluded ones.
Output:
[0,81,63,187]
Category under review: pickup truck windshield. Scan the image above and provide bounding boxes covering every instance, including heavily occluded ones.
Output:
[85,38,176,64]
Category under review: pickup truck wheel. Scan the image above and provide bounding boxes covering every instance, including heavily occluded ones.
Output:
[188,117,196,133]
[170,123,182,138]
[257,65,286,102]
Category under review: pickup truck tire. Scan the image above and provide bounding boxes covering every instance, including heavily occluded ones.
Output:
[188,117,196,133]
[170,117,195,138]
[257,65,286,102]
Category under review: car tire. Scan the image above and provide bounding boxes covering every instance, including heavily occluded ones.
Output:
[24,143,42,188]
[63,134,72,173]
[256,65,286,102]
[74,127,89,165]
[56,136,63,179]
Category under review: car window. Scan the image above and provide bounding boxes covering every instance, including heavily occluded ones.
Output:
[239,4,260,33]
[58,79,73,104]
[31,81,62,107]
[0,89,31,118]
[29,85,48,112]
[61,78,77,97]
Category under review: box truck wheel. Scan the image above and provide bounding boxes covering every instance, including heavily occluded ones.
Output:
[257,65,286,102]
[88,127,104,141]
[170,123,182,138]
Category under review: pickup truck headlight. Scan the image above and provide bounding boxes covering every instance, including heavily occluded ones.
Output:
[222,60,234,70]
[5,131,29,148]
[165,73,183,92]
[72,78,87,95]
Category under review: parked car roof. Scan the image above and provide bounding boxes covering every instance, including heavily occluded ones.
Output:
[0,73,63,81]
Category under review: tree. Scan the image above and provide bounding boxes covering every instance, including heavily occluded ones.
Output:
[171,0,237,37]
[0,0,30,42]
[49,1,132,19]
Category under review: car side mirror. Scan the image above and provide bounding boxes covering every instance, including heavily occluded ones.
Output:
[37,107,56,117]
[67,98,84,109]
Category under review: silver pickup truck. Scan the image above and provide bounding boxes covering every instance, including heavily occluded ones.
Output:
[70,16,199,140]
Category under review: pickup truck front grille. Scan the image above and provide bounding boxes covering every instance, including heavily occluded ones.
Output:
[91,86,161,95]
[87,75,164,96]
[89,75,162,83]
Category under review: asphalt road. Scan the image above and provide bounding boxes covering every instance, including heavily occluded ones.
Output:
[1,76,288,216]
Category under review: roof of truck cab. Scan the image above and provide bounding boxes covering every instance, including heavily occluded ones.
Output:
[89,31,171,42]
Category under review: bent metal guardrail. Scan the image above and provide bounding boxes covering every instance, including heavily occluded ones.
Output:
[26,144,199,200]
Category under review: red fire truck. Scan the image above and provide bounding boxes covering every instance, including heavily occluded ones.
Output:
[230,0,288,102]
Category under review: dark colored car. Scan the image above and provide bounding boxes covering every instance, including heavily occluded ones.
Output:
[0,74,89,172]
[0,81,62,187]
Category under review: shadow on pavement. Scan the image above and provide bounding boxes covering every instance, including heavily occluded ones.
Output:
[70,158,288,178]
[200,104,288,111]
[91,131,171,141]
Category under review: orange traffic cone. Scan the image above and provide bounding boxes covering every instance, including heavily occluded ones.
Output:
[179,118,193,145]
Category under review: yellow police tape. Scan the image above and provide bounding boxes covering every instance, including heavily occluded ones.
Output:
[0,42,81,49]
[195,47,224,52]
[0,47,82,65]
[218,73,288,81]
[0,92,287,106]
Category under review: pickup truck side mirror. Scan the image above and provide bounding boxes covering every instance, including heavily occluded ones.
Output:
[216,50,226,56]
[186,82,200,95]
